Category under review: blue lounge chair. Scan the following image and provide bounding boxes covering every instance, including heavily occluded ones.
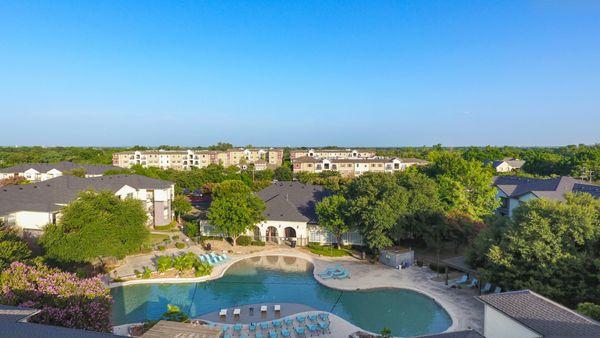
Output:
[306,324,319,336]
[318,322,330,334]
[320,273,334,280]
[449,275,468,286]
[494,286,502,293]
[255,333,264,338]
[280,328,291,337]
[308,314,317,322]
[272,320,282,328]
[294,326,306,337]
[296,315,306,323]
[481,282,492,293]
[283,318,293,326]
[467,278,478,288]
[318,313,329,321]
[249,323,257,332]
[240,335,247,338]
[222,325,230,332]
[268,330,278,338]
[224,335,231,338]
[260,322,270,330]
[334,270,350,279]
[234,324,243,332]
[199,255,207,262]
[222,253,229,260]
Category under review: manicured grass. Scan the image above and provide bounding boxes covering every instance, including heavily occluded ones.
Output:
[145,234,170,245]
[307,244,351,257]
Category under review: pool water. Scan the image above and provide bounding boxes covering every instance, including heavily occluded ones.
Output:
[111,256,452,336]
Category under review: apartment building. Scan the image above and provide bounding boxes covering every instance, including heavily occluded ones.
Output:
[292,156,429,177]
[0,174,175,234]
[290,148,376,160]
[112,148,283,170]
[0,162,121,182]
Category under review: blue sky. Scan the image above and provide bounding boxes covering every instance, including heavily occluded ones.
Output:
[0,1,599,147]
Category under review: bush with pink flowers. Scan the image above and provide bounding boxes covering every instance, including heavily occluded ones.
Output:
[0,261,112,332]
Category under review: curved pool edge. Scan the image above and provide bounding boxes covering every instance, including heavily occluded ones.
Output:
[108,249,460,334]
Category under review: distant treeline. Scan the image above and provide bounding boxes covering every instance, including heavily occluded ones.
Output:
[1,144,599,181]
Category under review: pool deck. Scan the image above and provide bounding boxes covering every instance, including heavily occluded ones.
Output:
[109,248,483,336]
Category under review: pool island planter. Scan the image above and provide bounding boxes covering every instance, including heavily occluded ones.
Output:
[109,251,460,335]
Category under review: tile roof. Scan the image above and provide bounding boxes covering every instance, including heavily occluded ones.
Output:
[415,330,484,338]
[0,161,122,175]
[493,176,600,201]
[478,290,600,337]
[256,181,331,223]
[0,305,118,337]
[0,174,173,215]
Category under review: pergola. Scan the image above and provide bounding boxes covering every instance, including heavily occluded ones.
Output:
[442,256,481,294]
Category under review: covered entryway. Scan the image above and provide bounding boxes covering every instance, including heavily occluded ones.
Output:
[284,226,297,247]
[253,226,261,241]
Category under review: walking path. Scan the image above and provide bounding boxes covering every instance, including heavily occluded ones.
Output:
[109,248,483,335]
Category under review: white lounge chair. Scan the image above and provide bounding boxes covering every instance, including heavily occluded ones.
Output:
[233,308,241,316]
[261,305,268,313]
[274,304,281,312]
[219,309,227,317]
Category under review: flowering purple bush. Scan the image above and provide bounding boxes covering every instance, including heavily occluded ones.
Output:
[0,262,112,332]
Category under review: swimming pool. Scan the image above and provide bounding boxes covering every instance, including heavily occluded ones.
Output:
[111,255,452,336]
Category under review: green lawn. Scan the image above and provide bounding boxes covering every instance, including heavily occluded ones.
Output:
[145,234,170,245]
[307,244,352,257]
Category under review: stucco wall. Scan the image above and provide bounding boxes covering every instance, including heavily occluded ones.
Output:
[483,305,540,338]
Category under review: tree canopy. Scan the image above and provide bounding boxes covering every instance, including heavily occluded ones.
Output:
[207,180,265,245]
[0,228,32,270]
[470,193,600,307]
[40,190,149,263]
[316,194,350,248]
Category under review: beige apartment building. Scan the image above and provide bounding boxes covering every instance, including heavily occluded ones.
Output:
[292,156,428,177]
[112,148,283,170]
[290,148,376,160]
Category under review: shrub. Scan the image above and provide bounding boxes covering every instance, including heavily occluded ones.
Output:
[577,302,600,321]
[307,243,350,257]
[141,266,152,279]
[193,260,213,277]
[172,252,198,273]
[0,262,112,332]
[237,235,252,246]
[171,235,180,241]
[183,221,200,237]
[134,269,142,277]
[0,229,32,270]
[156,255,173,273]
[175,242,185,249]
[157,245,166,251]
[251,240,266,246]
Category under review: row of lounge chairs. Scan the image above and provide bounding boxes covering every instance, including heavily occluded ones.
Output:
[220,305,281,318]
[318,264,350,280]
[448,275,502,293]
[221,312,331,338]
[199,252,228,265]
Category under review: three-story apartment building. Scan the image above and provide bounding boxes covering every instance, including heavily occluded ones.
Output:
[292,156,428,177]
[112,148,283,170]
[290,148,376,160]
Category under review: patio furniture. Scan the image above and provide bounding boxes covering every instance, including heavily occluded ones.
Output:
[280,328,291,337]
[494,286,502,293]
[260,322,269,330]
[318,322,330,334]
[306,324,319,336]
[233,324,243,332]
[261,305,268,313]
[224,335,231,338]
[240,335,247,338]
[222,325,230,332]
[467,278,478,288]
[272,320,282,328]
[268,330,278,338]
[220,309,227,317]
[308,314,317,322]
[448,274,468,286]
[234,308,241,316]
[318,313,329,321]
[294,326,306,337]
[283,318,293,326]
[274,304,281,312]
[255,333,264,338]
[481,282,492,293]
[249,323,257,332]
[334,270,350,279]
[295,315,306,323]
[319,273,334,280]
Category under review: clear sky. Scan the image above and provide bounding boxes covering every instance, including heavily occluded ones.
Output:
[1,1,599,147]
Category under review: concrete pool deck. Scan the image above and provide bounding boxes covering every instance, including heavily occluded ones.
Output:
[109,248,483,335]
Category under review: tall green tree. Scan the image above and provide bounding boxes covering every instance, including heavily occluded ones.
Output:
[274,166,293,181]
[207,180,265,246]
[172,195,192,223]
[316,194,349,249]
[0,228,32,270]
[481,193,600,307]
[40,191,149,263]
